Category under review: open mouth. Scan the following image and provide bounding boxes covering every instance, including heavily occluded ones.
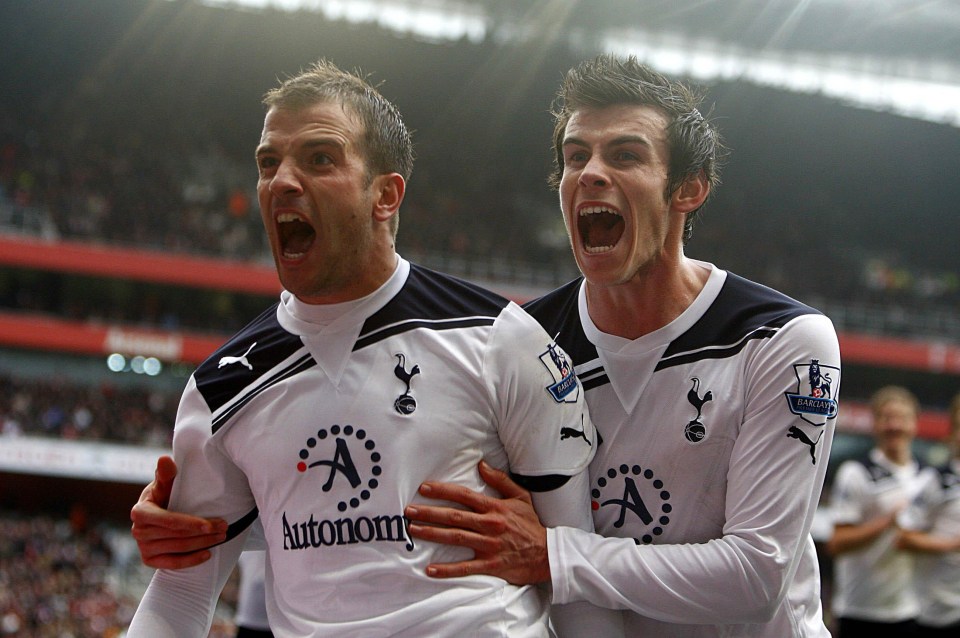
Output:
[578,206,624,254]
[277,213,316,259]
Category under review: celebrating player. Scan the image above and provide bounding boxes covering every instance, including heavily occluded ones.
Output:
[403,55,842,636]
[126,60,610,637]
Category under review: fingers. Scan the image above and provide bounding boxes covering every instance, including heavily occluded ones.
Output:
[414,480,495,513]
[141,548,215,571]
[151,455,178,509]
[404,502,506,547]
[423,557,504,579]
[131,501,227,536]
[405,520,501,555]
[411,460,532,511]
[135,455,177,512]
[404,502,485,531]
[478,460,531,501]
[130,493,227,570]
[137,530,225,557]
[130,456,227,570]
[131,512,226,569]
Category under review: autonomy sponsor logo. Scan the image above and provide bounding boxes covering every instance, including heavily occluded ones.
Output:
[591,463,672,545]
[289,423,415,552]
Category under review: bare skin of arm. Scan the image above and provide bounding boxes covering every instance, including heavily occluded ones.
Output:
[826,508,901,556]
[897,529,960,554]
[404,460,550,585]
[129,455,228,569]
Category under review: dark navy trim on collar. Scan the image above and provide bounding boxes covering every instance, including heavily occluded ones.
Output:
[354,264,509,351]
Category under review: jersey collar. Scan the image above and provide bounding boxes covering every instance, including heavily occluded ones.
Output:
[578,262,725,413]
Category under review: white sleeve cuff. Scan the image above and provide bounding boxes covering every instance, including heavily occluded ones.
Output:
[547,525,571,605]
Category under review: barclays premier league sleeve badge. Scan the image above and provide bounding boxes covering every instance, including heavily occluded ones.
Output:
[784,359,839,426]
[539,343,580,403]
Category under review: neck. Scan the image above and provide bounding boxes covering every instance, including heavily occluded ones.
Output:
[882,445,911,466]
[584,257,710,340]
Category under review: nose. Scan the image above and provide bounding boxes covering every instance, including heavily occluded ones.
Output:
[578,155,609,188]
[269,159,304,197]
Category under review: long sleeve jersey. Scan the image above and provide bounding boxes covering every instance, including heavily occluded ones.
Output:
[525,262,841,637]
[128,258,598,638]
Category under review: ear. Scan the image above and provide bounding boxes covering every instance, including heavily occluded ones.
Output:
[671,170,709,214]
[372,173,405,223]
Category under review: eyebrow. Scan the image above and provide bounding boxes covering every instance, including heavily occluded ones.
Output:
[562,134,653,149]
[255,137,345,159]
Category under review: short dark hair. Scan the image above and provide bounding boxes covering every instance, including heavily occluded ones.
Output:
[550,55,725,242]
[263,59,414,182]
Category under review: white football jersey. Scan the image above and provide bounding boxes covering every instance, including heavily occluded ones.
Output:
[129,258,596,638]
[830,448,927,624]
[899,459,960,628]
[235,551,271,631]
[527,263,841,637]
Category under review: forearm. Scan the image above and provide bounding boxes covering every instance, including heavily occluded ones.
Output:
[827,516,896,555]
[897,529,960,554]
[127,574,216,638]
[530,473,625,638]
[551,601,625,638]
[127,536,245,637]
[548,526,794,624]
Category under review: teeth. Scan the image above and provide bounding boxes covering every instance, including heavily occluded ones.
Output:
[277,212,302,223]
[579,206,620,217]
[577,205,623,254]
[585,244,615,254]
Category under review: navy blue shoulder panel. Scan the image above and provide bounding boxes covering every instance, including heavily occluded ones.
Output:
[854,450,930,482]
[354,264,510,351]
[938,463,960,489]
[523,278,608,390]
[194,303,308,415]
[853,451,892,482]
[657,272,822,371]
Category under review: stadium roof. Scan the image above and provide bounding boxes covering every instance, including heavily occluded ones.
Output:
[202,0,960,126]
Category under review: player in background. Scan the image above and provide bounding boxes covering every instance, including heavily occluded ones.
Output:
[403,55,842,637]
[827,385,926,637]
[233,551,273,638]
[897,391,960,636]
[127,59,616,637]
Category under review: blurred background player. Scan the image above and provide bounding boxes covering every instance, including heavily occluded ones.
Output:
[827,385,927,637]
[234,551,272,638]
[897,392,960,637]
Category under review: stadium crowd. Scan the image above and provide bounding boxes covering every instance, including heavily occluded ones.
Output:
[0,509,238,638]
[0,509,136,638]
[3,112,958,339]
[0,372,176,446]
